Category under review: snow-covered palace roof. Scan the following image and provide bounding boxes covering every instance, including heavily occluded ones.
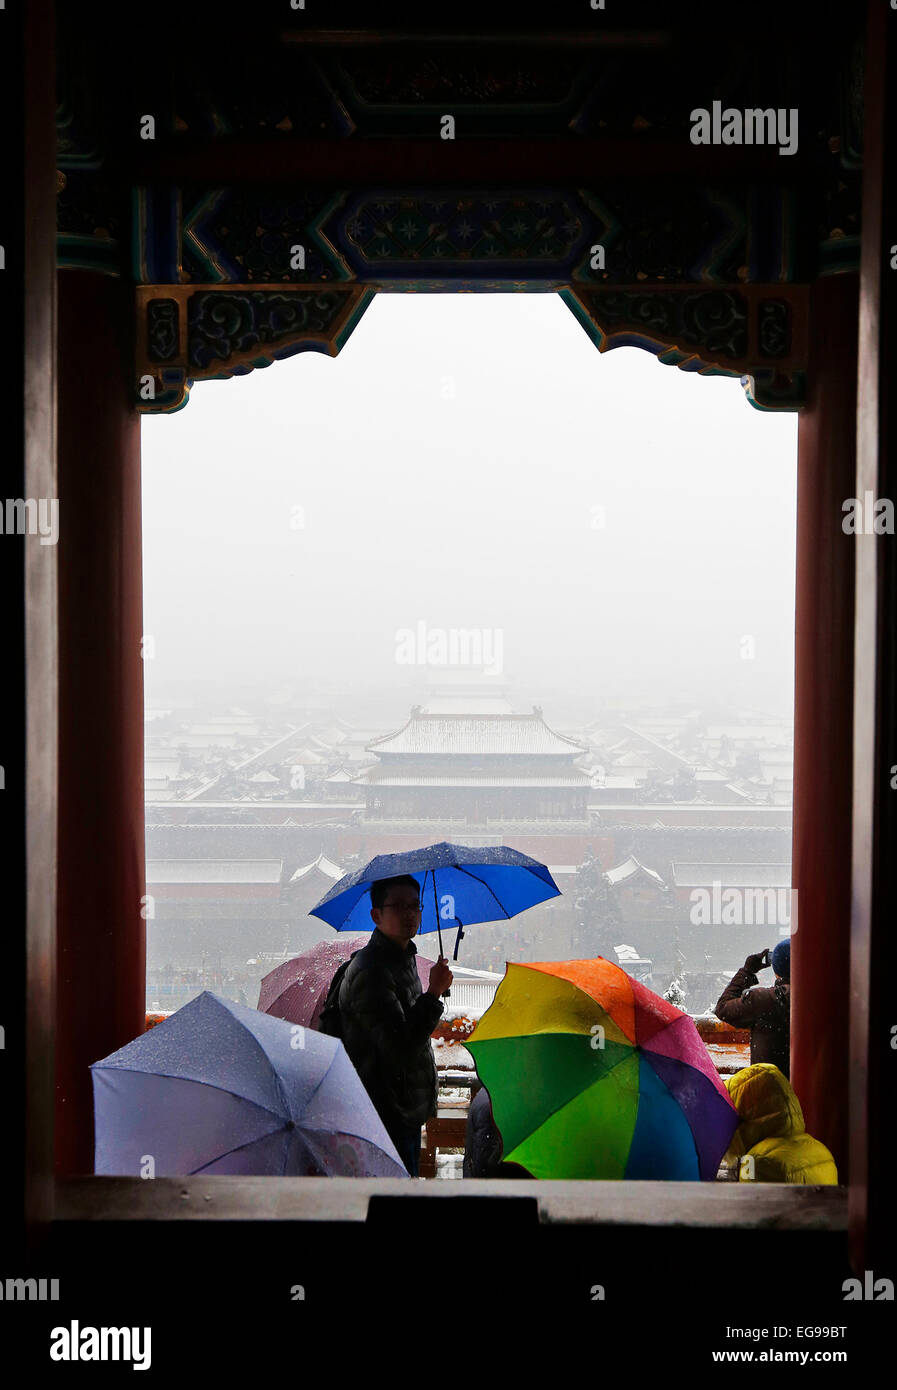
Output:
[366,708,590,758]
[289,852,343,884]
[603,855,667,888]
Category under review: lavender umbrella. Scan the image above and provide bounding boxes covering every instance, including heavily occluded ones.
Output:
[259,937,435,1029]
[91,992,409,1177]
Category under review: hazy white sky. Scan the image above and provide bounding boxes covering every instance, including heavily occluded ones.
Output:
[141,293,798,716]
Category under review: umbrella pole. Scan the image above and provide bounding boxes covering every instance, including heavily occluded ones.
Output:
[430,870,444,958]
[429,872,449,998]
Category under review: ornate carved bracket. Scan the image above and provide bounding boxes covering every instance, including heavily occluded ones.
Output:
[136,284,374,412]
[563,284,809,411]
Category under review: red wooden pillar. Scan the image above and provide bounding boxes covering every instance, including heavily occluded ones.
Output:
[850,0,897,1272]
[792,273,858,1177]
[55,270,146,1176]
[23,0,58,1236]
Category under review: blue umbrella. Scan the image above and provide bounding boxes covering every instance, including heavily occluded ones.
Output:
[90,991,409,1177]
[309,841,561,962]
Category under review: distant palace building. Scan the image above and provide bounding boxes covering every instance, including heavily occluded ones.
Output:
[354,685,592,832]
[142,686,795,991]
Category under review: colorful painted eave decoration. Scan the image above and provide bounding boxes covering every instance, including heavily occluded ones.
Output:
[135,284,375,414]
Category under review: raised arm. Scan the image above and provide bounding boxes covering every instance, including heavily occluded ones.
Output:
[714,965,761,1027]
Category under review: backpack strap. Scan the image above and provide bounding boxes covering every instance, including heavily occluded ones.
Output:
[320,950,361,1032]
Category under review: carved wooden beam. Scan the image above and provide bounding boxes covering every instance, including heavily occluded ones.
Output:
[135,280,808,413]
[120,138,815,188]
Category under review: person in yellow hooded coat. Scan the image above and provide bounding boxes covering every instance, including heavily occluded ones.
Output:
[722,1063,839,1183]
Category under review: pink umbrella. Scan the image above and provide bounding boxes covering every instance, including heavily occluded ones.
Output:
[258,937,436,1030]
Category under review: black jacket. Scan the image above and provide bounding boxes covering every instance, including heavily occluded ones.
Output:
[463,1085,531,1178]
[714,969,791,1078]
[337,927,444,1140]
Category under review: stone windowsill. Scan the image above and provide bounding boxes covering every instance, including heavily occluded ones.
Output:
[54,1176,846,1228]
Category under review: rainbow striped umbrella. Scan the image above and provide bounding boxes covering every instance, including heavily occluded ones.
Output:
[466,957,738,1180]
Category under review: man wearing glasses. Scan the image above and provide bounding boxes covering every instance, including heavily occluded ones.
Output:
[336,874,453,1176]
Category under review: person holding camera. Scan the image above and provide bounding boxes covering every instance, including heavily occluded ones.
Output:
[714,939,791,1079]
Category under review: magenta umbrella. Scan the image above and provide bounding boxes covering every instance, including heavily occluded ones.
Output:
[258,937,436,1030]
